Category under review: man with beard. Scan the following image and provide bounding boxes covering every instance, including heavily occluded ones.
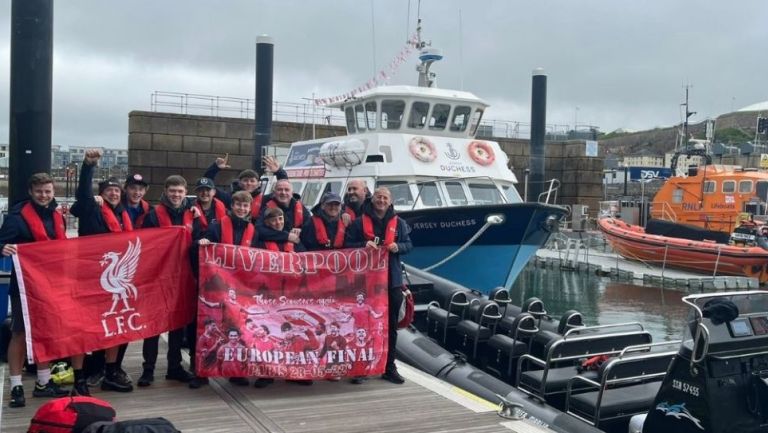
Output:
[345,187,412,384]
[217,328,248,377]
[342,179,369,223]
[137,175,196,387]
[69,149,135,394]
[0,173,71,407]
[196,319,224,377]
[318,322,347,378]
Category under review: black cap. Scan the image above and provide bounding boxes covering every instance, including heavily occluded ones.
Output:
[194,177,215,190]
[124,173,148,188]
[98,177,122,194]
[321,192,342,204]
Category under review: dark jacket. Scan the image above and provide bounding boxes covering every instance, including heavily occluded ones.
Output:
[0,199,62,295]
[255,194,311,243]
[203,163,288,208]
[69,162,132,236]
[345,203,412,288]
[203,214,259,247]
[122,198,152,227]
[301,204,344,251]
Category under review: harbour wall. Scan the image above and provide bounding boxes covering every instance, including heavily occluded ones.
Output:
[128,110,603,212]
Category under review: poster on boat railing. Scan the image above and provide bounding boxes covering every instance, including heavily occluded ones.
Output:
[12,227,197,363]
[196,244,390,380]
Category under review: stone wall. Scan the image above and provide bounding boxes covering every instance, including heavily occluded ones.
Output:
[128,111,344,201]
[128,111,604,213]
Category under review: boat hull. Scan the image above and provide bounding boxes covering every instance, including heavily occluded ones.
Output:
[399,203,567,292]
[598,217,768,282]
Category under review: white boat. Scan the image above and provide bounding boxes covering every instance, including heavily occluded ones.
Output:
[283,23,567,292]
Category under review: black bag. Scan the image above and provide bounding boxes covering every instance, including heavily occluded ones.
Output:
[82,418,181,433]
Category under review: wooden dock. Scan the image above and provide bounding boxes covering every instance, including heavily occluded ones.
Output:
[0,340,554,433]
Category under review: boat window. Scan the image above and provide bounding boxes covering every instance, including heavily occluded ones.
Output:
[503,185,522,202]
[325,181,342,195]
[355,104,367,131]
[418,182,442,206]
[468,183,503,204]
[429,104,451,131]
[722,180,736,194]
[469,108,484,136]
[672,188,684,203]
[408,101,430,129]
[345,107,356,134]
[445,181,468,205]
[380,100,405,130]
[703,180,716,194]
[451,106,472,131]
[302,182,324,207]
[365,101,377,131]
[376,181,414,206]
[290,181,305,197]
[739,180,753,194]
[758,181,768,201]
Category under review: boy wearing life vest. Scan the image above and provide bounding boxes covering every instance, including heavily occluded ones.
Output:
[203,154,286,219]
[69,149,135,395]
[256,207,304,252]
[345,187,412,384]
[0,173,71,407]
[137,175,196,387]
[192,177,227,234]
[255,179,310,245]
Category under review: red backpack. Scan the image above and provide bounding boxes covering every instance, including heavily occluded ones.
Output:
[28,396,116,433]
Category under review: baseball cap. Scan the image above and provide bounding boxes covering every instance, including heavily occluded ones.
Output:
[124,173,148,188]
[194,177,215,190]
[98,177,122,194]
[321,192,342,205]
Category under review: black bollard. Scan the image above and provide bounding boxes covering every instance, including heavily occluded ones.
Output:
[528,68,547,202]
[254,35,274,174]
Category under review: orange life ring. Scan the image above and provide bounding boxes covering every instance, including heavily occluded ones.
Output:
[409,136,437,162]
[467,140,495,166]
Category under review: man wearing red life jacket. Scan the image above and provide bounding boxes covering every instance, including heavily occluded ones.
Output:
[345,187,412,384]
[137,175,196,387]
[256,179,310,245]
[341,178,369,224]
[0,173,71,408]
[69,149,135,395]
[203,154,287,218]
[301,192,346,250]
[192,177,227,234]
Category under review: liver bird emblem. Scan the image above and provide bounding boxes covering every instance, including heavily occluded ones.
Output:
[100,238,142,316]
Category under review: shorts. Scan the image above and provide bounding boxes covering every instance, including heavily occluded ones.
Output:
[10,289,24,333]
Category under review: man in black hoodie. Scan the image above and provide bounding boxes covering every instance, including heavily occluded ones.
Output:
[137,175,196,387]
[342,179,369,222]
[69,149,135,395]
[256,179,311,246]
[345,187,412,384]
[302,192,345,250]
[203,154,287,216]
[0,173,71,407]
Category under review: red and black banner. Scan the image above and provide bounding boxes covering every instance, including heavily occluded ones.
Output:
[196,245,390,380]
[13,227,196,363]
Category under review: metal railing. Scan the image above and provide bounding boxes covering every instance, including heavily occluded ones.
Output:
[150,91,581,140]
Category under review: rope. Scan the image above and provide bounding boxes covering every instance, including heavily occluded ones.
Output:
[421,215,502,272]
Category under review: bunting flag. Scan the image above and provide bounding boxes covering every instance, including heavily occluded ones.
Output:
[195,245,390,380]
[313,34,419,106]
[13,227,196,363]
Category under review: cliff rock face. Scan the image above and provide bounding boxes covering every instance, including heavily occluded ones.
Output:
[600,111,761,157]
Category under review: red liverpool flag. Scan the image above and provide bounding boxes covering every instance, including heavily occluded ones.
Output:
[13,227,196,363]
[196,245,389,380]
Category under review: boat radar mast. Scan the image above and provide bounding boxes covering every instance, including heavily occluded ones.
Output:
[414,19,442,88]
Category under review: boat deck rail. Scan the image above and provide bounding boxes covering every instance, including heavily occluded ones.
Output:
[648,201,677,222]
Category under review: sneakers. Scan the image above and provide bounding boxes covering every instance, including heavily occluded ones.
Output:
[33,380,70,398]
[102,372,134,393]
[165,368,194,383]
[86,370,105,387]
[137,369,154,387]
[228,377,249,386]
[72,380,91,397]
[9,385,25,408]
[188,376,209,389]
[351,377,367,385]
[381,369,405,385]
[116,367,133,385]
[253,378,274,388]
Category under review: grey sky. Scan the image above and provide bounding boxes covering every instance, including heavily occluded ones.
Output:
[1,0,766,149]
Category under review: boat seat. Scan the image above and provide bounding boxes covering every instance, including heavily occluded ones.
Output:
[565,343,678,428]
[454,299,502,361]
[516,323,653,405]
[505,296,547,320]
[488,287,512,316]
[484,313,538,381]
[425,290,470,345]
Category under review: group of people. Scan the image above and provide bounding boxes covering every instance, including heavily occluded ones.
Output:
[0,150,412,408]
